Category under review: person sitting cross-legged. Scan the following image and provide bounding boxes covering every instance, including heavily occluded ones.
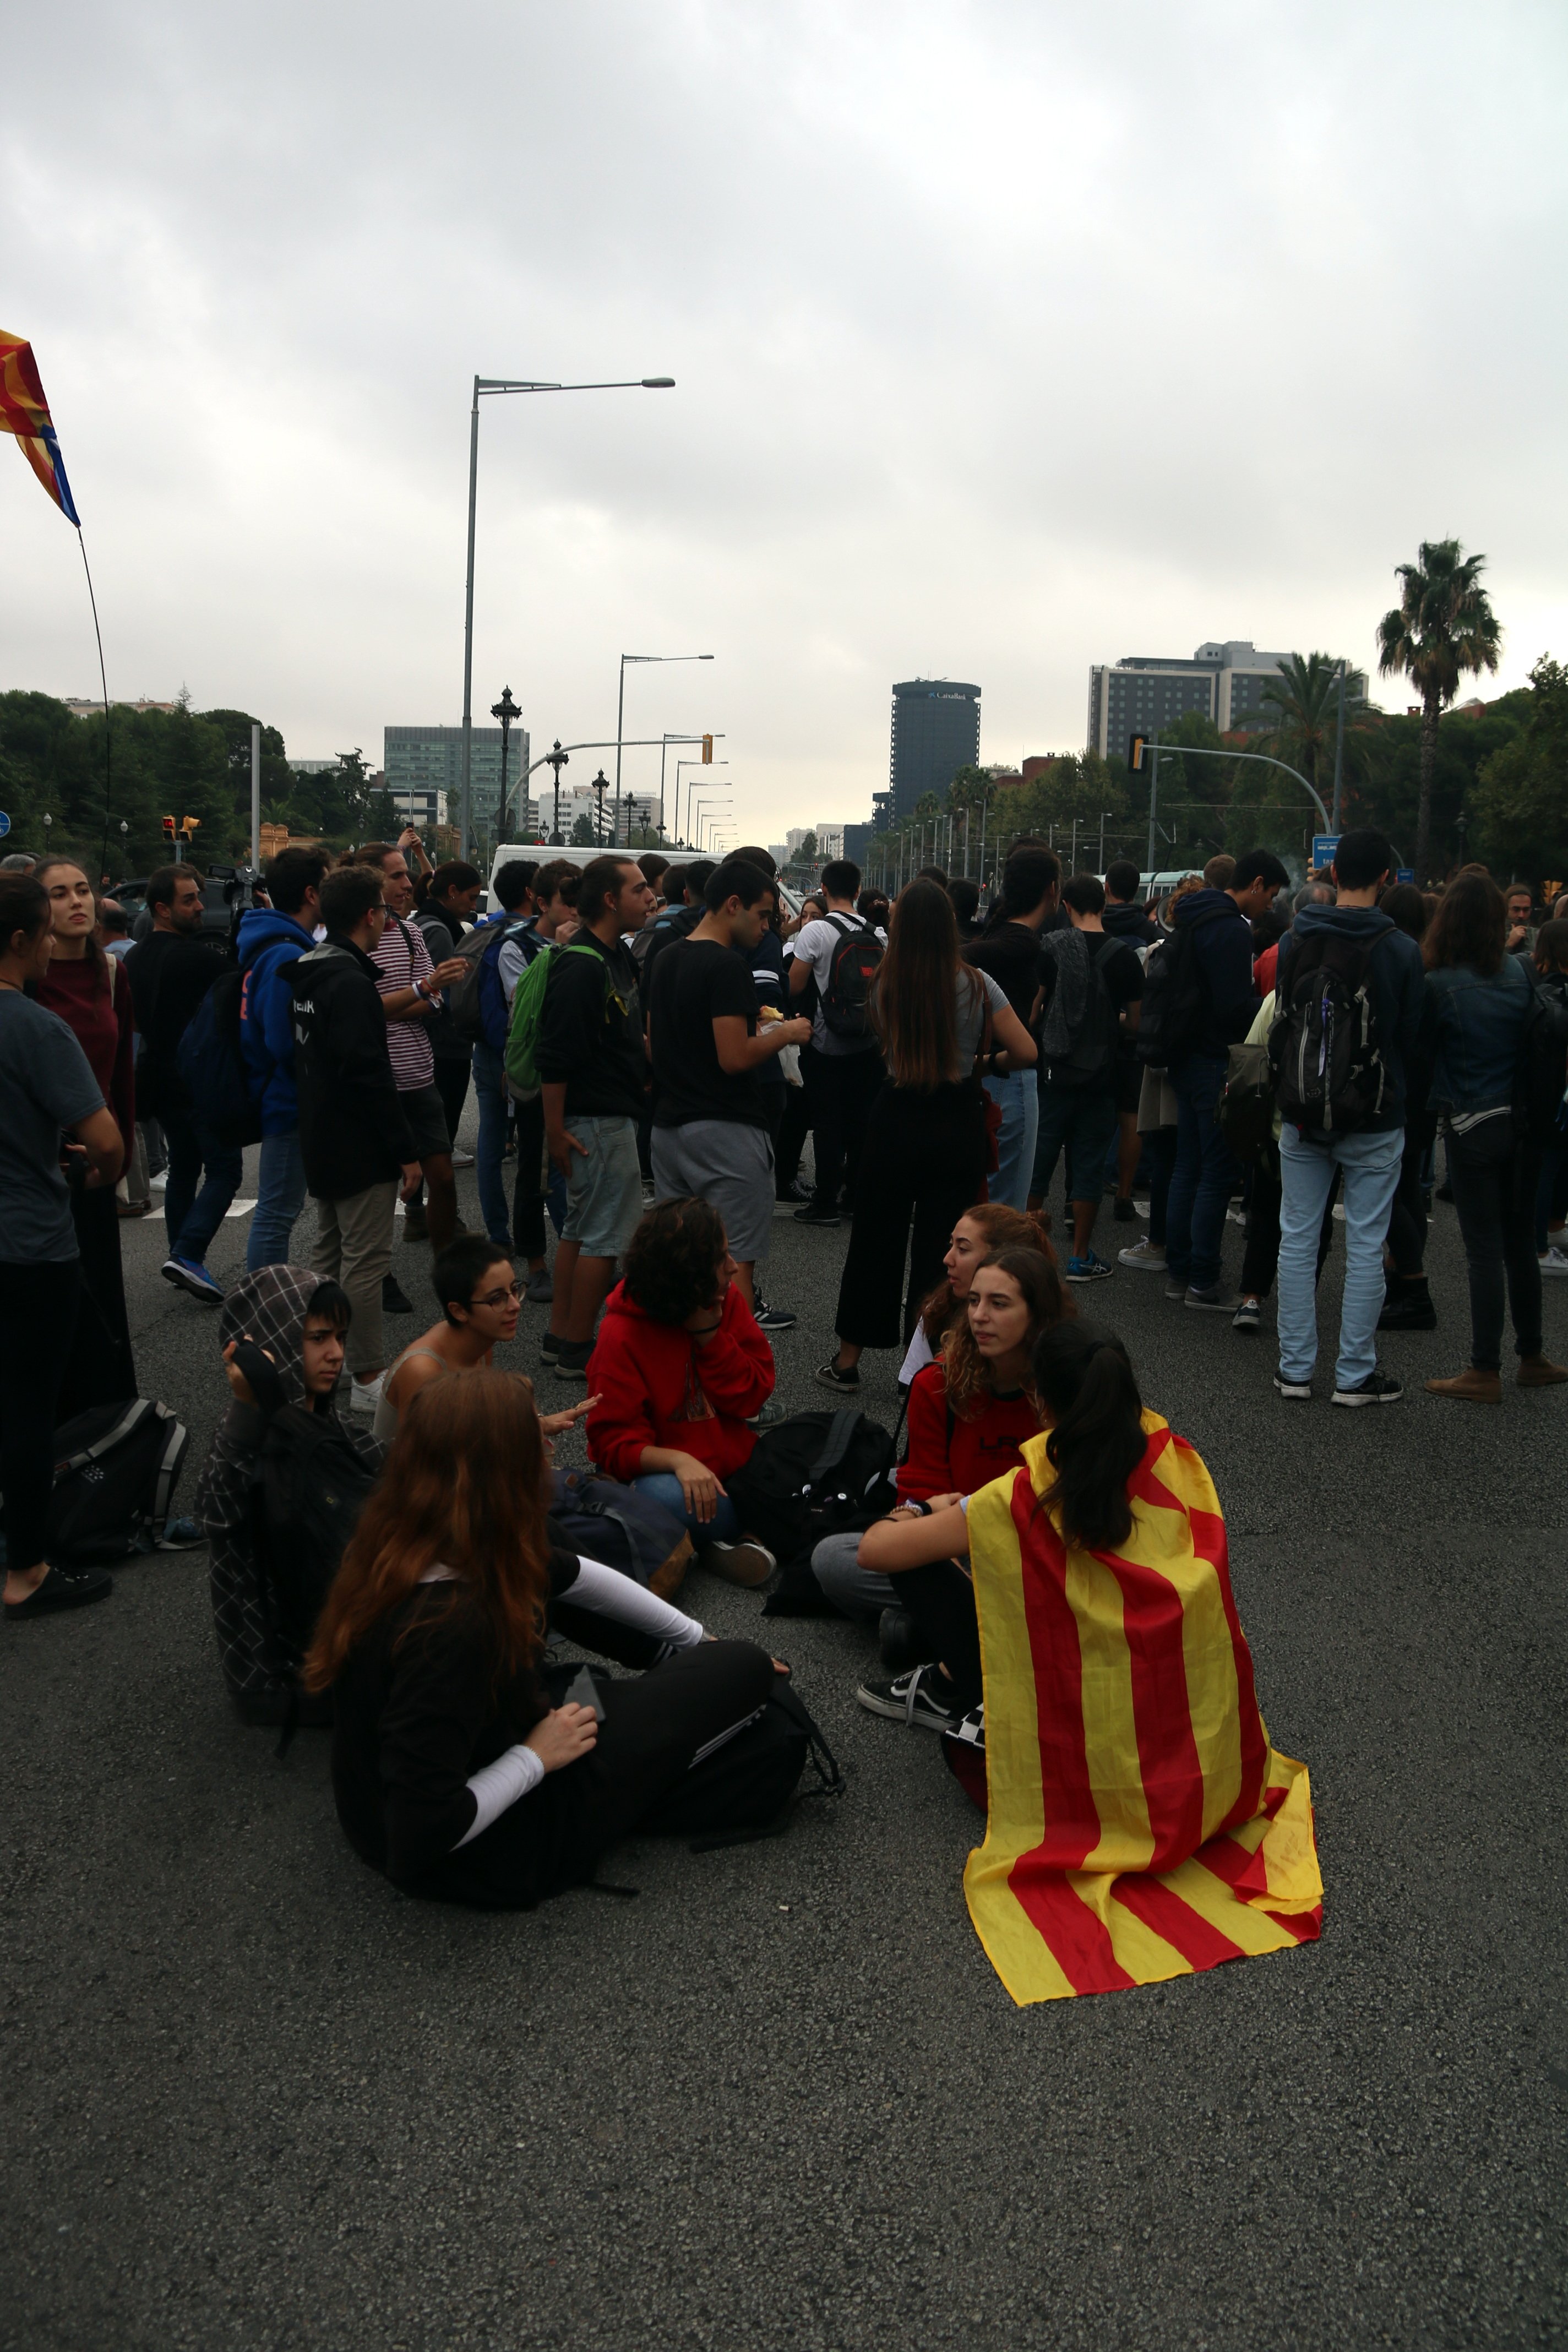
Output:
[374,1233,599,1445]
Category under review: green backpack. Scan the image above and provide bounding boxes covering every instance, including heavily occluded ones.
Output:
[503,941,612,1097]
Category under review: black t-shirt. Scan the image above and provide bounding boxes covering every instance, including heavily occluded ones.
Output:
[124,929,230,1117]
[963,922,1044,1025]
[1038,932,1144,1091]
[648,937,768,1129]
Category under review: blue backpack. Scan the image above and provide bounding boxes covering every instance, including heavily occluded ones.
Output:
[177,967,264,1145]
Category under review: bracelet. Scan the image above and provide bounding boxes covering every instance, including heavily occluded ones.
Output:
[904,1499,931,1518]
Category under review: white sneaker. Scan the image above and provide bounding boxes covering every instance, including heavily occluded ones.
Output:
[450,1150,475,1169]
[1118,1238,1168,1271]
[349,1373,384,1417]
[1540,1246,1568,1277]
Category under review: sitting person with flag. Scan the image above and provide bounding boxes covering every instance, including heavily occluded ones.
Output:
[858,1320,1321,2004]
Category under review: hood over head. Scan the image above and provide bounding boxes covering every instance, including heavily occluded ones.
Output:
[219,1264,336,1409]
[1173,885,1238,930]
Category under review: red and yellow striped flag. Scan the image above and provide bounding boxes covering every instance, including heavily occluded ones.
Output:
[963,1415,1321,2005]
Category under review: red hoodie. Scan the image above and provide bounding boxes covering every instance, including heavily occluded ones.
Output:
[899,1361,1041,1503]
[586,1282,775,1485]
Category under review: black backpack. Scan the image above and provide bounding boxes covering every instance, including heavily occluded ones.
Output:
[820,915,884,1042]
[176,964,265,1146]
[1269,931,1391,1134]
[1512,974,1568,1144]
[642,1674,846,1851]
[1136,918,1219,1068]
[726,1408,898,1569]
[1043,934,1119,1080]
[46,1398,190,1563]
[548,1468,693,1597]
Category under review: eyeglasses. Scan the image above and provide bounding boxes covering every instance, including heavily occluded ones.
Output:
[473,1282,521,1309]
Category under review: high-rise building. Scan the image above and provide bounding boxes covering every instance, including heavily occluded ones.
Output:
[813,825,845,861]
[888,679,981,824]
[1086,641,1363,762]
[384,723,531,841]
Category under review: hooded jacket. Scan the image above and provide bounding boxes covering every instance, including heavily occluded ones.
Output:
[585,1280,775,1484]
[236,904,318,1136]
[1102,900,1156,949]
[1171,886,1259,1062]
[291,935,417,1197]
[195,1266,385,1713]
[1277,901,1425,1134]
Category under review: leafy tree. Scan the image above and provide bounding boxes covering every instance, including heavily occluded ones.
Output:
[1471,657,1568,884]
[1376,539,1502,881]
[570,812,595,846]
[798,830,819,867]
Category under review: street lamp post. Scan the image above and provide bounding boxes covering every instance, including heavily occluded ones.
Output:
[542,741,570,842]
[692,794,729,851]
[459,371,675,859]
[491,685,522,851]
[590,768,610,846]
[1331,660,1347,831]
[676,758,727,845]
[614,654,714,847]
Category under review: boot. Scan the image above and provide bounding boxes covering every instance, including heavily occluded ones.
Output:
[1378,1276,1436,1331]
[1425,1366,1502,1404]
[1517,1353,1568,1388]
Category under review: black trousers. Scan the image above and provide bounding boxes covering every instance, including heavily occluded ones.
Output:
[776,1066,813,1193]
[0,1259,80,1574]
[1240,1152,1338,1299]
[433,1054,471,1148]
[58,1182,137,1418]
[835,1082,988,1348]
[512,1093,547,1260]
[427,1640,777,1909]
[895,1559,982,1714]
[1386,1127,1431,1280]
[808,1047,886,1212]
[1446,1123,1543,1370]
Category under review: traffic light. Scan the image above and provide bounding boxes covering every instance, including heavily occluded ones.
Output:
[161,815,176,844]
[180,816,201,840]
[701,734,713,764]
[1128,733,1148,774]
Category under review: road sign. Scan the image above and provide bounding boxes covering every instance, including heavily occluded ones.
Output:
[1396,868,1415,884]
[1311,833,1340,869]
[0,811,10,838]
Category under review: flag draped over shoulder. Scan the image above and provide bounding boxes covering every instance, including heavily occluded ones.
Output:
[0,330,80,524]
[963,1415,1321,2006]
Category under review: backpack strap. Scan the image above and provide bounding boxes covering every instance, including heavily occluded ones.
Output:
[806,1408,863,1488]
[52,1399,152,1482]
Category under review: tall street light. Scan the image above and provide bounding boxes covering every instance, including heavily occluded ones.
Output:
[490,686,522,857]
[676,758,727,845]
[692,793,729,850]
[459,371,675,858]
[616,654,713,846]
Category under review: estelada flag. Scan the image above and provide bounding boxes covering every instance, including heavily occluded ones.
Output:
[0,330,80,524]
[963,1416,1322,2005]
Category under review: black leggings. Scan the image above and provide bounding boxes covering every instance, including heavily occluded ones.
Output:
[835,1082,988,1348]
[1446,1124,1542,1370]
[58,1182,137,1418]
[1386,1129,1431,1280]
[434,1055,471,1148]
[0,1259,81,1574]
[892,1559,982,1714]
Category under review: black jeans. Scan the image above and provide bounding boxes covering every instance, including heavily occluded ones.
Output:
[433,1054,471,1148]
[59,1182,137,1417]
[512,1093,547,1260]
[808,1047,886,1212]
[1144,1126,1177,1249]
[0,1259,80,1573]
[775,1065,813,1193]
[835,1081,988,1348]
[894,1559,982,1714]
[160,1100,243,1263]
[1445,1121,1543,1370]
[1386,1128,1431,1280]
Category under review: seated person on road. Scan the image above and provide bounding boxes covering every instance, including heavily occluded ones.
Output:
[896,1201,1058,1388]
[586,1196,777,1586]
[307,1369,783,1910]
[374,1233,597,1446]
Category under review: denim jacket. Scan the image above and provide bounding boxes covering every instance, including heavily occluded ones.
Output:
[1425,959,1532,1118]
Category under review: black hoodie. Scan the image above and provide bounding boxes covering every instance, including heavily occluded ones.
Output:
[291,935,417,1197]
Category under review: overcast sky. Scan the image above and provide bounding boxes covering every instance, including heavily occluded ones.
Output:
[5,1,1566,842]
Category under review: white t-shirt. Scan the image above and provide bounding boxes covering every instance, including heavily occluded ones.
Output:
[791,912,886,1055]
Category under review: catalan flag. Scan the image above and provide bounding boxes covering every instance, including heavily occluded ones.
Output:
[963,1417,1322,2005]
[0,330,80,524]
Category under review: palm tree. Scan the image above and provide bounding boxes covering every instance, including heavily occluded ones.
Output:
[1252,651,1366,804]
[1376,540,1502,881]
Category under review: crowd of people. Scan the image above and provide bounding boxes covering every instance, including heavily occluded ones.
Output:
[0,820,1559,1965]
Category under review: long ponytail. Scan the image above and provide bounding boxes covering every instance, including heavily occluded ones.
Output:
[1030,1321,1146,1550]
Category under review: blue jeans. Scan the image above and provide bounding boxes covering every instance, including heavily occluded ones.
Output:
[471,1042,513,1247]
[984,1071,1038,1212]
[1277,1123,1403,1388]
[1166,1056,1240,1292]
[161,1101,243,1265]
[633,1472,741,1544]
[247,1130,308,1271]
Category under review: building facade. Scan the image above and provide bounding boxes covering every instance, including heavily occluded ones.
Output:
[1085,640,1365,761]
[384,723,531,841]
[888,679,981,824]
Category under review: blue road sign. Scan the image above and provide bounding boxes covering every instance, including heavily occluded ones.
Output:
[1311,833,1340,868]
[0,812,10,839]
[1396,868,1414,884]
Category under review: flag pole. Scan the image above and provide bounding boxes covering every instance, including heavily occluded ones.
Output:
[78,530,113,885]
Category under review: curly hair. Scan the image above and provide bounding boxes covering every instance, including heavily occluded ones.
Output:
[621,1196,729,1325]
[941,1246,1072,1418]
[917,1204,1058,1349]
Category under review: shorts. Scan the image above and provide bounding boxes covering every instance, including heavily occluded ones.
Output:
[399,1081,454,1164]
[1032,1079,1119,1204]
[650,1119,775,1264]
[561,1114,644,1258]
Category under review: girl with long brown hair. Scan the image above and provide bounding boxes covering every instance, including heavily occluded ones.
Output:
[817,880,1036,1392]
[308,1369,778,1907]
[897,1200,1057,1387]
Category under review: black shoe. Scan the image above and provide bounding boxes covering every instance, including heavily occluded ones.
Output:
[776,1176,813,1204]
[1112,1196,1136,1223]
[382,1273,415,1315]
[878,1605,926,1674]
[1378,1283,1437,1332]
[753,1300,798,1332]
[856,1662,958,1733]
[814,1357,859,1393]
[793,1204,841,1228]
[540,1330,561,1362]
[5,1563,113,1621]
[1331,1368,1404,1408]
[1435,1182,1454,1202]
[555,1340,593,1383]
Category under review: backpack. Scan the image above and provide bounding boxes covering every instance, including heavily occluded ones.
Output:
[1136,912,1226,1068]
[548,1468,693,1598]
[722,1409,897,1608]
[503,940,609,1096]
[447,916,531,1052]
[1218,1035,1278,1164]
[177,966,264,1145]
[46,1398,190,1564]
[230,1342,379,1677]
[1512,974,1568,1145]
[1269,930,1391,1134]
[643,1674,846,1851]
[819,914,884,1042]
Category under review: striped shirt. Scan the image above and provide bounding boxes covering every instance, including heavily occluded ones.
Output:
[371,913,436,1092]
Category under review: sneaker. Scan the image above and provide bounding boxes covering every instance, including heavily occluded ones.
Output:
[1119,1238,1167,1271]
[1065,1252,1115,1283]
[554,1340,594,1384]
[1185,1283,1240,1311]
[948,1701,986,1756]
[382,1273,415,1316]
[4,1562,114,1620]
[1164,1278,1188,1299]
[349,1373,384,1417]
[1232,1296,1261,1332]
[450,1150,476,1169]
[1331,1369,1403,1408]
[401,1205,429,1243]
[776,1176,813,1204]
[856,1661,959,1733]
[540,1330,562,1362]
[1273,1373,1312,1400]
[793,1204,841,1228]
[160,1256,225,1305]
[753,1299,798,1332]
[704,1538,777,1588]
[814,1357,859,1393]
[746,1397,787,1429]
[1539,1246,1568,1277]
[1112,1196,1136,1223]
[1225,1205,1246,1227]
[524,1268,554,1304]
[1134,1198,1151,1217]
[155,1516,203,1550]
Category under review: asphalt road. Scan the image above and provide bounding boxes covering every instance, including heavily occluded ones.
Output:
[3,1121,1565,2352]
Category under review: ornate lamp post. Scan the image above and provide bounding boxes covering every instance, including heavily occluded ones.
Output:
[591,768,609,845]
[543,741,570,843]
[491,685,522,840]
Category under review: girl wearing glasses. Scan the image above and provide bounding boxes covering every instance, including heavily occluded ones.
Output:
[374,1234,597,1442]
